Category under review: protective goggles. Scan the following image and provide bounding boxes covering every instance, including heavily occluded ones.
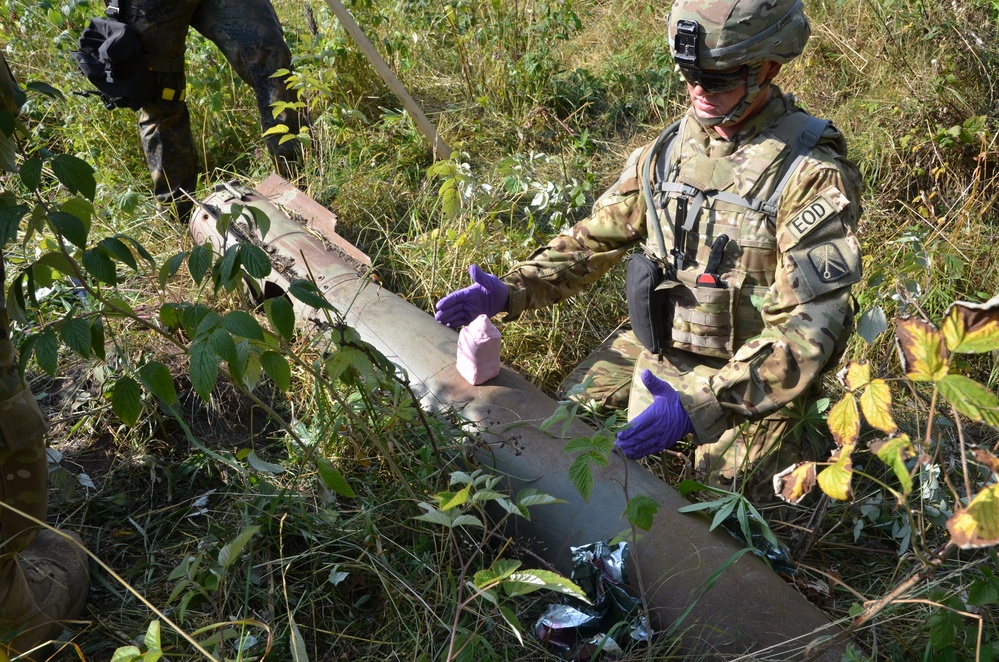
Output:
[678,66,748,93]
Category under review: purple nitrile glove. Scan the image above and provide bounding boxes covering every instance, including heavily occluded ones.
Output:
[615,369,694,459]
[434,264,509,328]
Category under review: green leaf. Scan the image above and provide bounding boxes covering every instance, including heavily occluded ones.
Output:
[515,489,566,509]
[51,153,96,200]
[83,248,117,285]
[20,156,42,190]
[624,495,659,531]
[141,620,162,662]
[288,614,309,662]
[34,330,58,376]
[49,210,88,248]
[217,525,261,570]
[288,279,334,310]
[138,362,177,405]
[222,310,264,341]
[246,450,285,475]
[938,373,999,428]
[244,205,271,239]
[414,503,454,527]
[188,341,219,401]
[90,317,106,360]
[871,435,914,496]
[502,569,589,602]
[260,350,290,392]
[238,243,271,278]
[109,646,142,662]
[98,237,137,270]
[207,328,236,364]
[316,457,356,498]
[568,454,594,501]
[264,297,295,341]
[159,251,186,290]
[214,245,241,288]
[112,378,143,427]
[60,317,92,358]
[58,197,94,228]
[0,203,28,245]
[497,605,525,646]
[474,559,522,590]
[186,243,213,285]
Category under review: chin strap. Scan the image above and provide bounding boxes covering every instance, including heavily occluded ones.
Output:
[693,63,768,128]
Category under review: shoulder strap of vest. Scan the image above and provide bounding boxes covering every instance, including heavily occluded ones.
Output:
[650,112,829,225]
[641,119,681,260]
[763,113,828,213]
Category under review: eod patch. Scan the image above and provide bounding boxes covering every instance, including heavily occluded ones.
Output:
[783,185,850,245]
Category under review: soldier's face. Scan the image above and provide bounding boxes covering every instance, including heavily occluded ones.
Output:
[685,61,780,125]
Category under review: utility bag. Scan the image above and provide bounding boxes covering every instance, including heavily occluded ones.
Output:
[72,14,154,110]
[625,252,673,356]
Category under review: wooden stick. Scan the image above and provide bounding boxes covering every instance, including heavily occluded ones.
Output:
[323,0,453,160]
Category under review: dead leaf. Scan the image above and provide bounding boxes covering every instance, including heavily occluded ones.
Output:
[773,462,818,504]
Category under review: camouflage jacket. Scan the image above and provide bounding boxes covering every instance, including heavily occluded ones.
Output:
[501,90,864,444]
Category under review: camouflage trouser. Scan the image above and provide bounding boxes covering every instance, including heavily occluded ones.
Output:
[557,329,825,503]
[0,337,48,583]
[120,0,302,208]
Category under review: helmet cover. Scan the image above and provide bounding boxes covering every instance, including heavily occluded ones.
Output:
[668,0,811,71]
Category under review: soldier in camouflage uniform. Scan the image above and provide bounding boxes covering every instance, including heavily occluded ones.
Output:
[435,0,863,503]
[1,51,90,657]
[114,0,303,218]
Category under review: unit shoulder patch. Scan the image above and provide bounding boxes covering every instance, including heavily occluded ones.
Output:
[807,243,851,282]
[781,185,850,247]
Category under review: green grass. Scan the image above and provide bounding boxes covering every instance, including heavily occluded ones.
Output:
[2,0,998,659]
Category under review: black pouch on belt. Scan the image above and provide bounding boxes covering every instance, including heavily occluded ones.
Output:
[626,253,674,356]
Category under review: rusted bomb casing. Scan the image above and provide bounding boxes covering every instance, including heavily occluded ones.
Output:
[190,178,846,660]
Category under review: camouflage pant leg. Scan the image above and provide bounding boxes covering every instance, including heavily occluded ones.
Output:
[125,0,200,206]
[693,399,827,504]
[0,336,48,574]
[191,0,302,173]
[556,329,642,413]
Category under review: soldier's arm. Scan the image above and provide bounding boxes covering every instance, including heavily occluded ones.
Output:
[680,162,864,444]
[502,144,651,320]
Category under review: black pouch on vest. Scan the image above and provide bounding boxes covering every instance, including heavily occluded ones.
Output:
[72,17,154,111]
[626,253,672,355]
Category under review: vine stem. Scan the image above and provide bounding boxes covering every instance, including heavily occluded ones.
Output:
[803,542,955,660]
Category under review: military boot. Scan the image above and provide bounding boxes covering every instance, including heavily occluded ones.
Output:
[0,529,90,657]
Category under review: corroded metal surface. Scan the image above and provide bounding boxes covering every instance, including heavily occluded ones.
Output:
[191,179,845,661]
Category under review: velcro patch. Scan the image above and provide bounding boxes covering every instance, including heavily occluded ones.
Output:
[782,186,849,246]
[807,243,851,282]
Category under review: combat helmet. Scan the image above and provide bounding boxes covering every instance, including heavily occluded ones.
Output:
[668,0,810,125]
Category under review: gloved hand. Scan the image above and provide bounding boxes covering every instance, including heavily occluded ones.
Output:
[615,369,694,459]
[434,265,509,328]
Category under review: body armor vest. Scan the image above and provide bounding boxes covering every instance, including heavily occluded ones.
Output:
[638,111,828,359]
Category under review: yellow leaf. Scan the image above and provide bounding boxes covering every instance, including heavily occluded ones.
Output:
[895,316,948,382]
[947,483,999,549]
[840,361,871,392]
[828,394,860,449]
[860,379,897,435]
[870,434,914,496]
[940,295,999,354]
[817,451,854,501]
[773,462,818,505]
